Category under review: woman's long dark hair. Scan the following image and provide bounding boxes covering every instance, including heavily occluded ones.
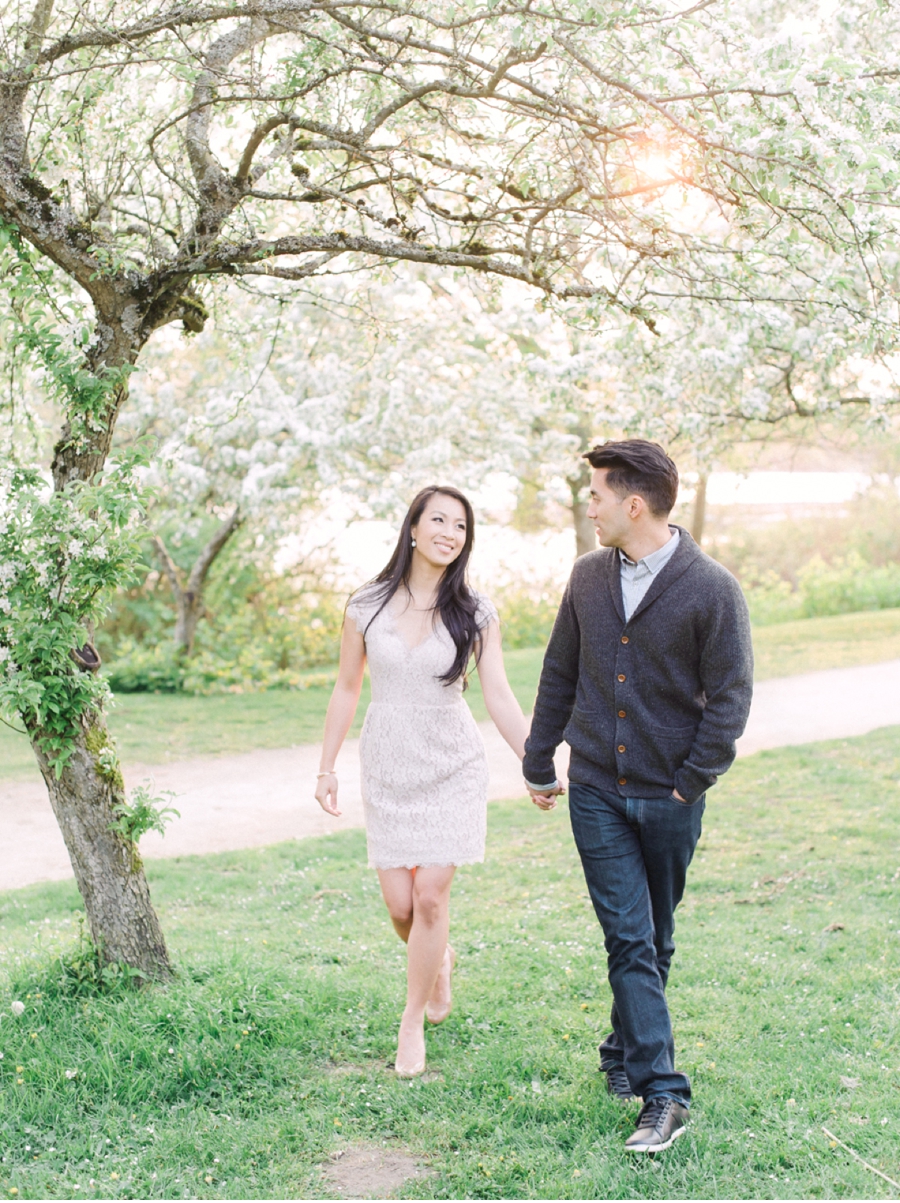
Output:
[353,485,481,687]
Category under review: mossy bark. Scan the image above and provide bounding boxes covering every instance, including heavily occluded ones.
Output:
[32,711,171,982]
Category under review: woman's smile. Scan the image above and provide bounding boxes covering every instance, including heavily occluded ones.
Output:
[411,496,468,568]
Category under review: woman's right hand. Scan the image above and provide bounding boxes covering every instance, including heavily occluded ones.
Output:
[315,772,341,816]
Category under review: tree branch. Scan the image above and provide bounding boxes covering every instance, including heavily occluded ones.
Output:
[1,0,55,169]
[151,534,185,600]
[0,0,114,299]
[235,114,292,183]
[186,15,274,199]
[185,506,243,596]
[35,2,315,65]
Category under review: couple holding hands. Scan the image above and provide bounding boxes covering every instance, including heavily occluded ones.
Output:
[314,439,753,1155]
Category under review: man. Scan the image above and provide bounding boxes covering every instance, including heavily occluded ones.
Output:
[522,439,753,1154]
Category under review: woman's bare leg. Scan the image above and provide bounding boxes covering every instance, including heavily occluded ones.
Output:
[377,867,414,942]
[377,864,456,1074]
[376,867,454,1003]
[426,943,456,1024]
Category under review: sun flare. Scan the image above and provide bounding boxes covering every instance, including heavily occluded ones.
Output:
[635,149,681,186]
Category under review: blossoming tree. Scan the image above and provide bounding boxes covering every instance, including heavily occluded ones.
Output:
[1,0,899,977]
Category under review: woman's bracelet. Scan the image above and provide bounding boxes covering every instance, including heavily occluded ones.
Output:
[316,770,336,778]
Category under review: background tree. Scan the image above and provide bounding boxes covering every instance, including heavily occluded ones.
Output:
[2,0,900,977]
[113,270,531,667]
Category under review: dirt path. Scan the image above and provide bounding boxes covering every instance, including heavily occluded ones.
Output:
[5,658,900,893]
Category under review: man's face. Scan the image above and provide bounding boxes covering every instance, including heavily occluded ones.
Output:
[586,468,632,549]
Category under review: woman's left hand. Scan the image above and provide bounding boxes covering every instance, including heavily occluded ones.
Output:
[315,772,341,816]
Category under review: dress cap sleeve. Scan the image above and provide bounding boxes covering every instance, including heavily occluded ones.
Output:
[474,591,499,630]
[346,584,381,636]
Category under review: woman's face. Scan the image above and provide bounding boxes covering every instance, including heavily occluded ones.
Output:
[410,493,468,571]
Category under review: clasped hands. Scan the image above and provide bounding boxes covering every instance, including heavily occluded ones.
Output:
[526,781,565,811]
[525,782,687,809]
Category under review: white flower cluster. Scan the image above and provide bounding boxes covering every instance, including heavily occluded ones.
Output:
[0,461,146,751]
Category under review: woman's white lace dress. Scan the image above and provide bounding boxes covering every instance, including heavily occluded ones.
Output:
[346,587,498,869]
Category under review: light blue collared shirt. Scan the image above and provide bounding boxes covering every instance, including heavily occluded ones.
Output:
[618,528,680,621]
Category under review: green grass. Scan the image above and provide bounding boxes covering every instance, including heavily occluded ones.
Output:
[752,607,900,680]
[4,608,900,783]
[0,728,899,1199]
[0,683,371,782]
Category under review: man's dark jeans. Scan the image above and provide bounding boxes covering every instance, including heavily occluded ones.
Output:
[568,782,705,1107]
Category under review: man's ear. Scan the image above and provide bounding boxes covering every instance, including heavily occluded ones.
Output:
[627,493,645,519]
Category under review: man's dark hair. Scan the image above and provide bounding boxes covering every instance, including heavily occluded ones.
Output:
[583,439,679,517]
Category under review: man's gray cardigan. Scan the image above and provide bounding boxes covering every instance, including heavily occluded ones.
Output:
[522,527,753,804]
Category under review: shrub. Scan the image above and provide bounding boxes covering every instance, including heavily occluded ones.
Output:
[105,638,337,695]
[493,585,560,649]
[104,640,185,692]
[739,552,900,626]
[101,542,346,693]
[707,483,900,585]
[740,569,803,626]
[178,650,336,695]
[708,480,900,626]
[797,552,900,617]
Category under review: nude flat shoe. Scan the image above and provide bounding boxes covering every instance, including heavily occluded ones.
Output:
[425,945,456,1025]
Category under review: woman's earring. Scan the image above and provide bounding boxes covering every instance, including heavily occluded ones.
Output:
[411,539,417,548]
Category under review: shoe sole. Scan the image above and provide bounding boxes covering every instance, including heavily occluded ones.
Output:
[625,1124,687,1154]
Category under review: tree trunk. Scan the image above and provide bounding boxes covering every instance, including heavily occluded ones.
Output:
[572,498,597,557]
[37,322,174,979]
[31,711,171,982]
[173,592,204,656]
[691,472,709,546]
[569,462,596,558]
[152,507,242,656]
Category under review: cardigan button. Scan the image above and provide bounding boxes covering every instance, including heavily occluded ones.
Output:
[618,777,627,786]
[618,744,626,753]
[621,635,629,644]
[618,710,626,718]
[617,674,626,682]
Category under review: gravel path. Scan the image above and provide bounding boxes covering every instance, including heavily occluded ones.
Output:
[4,658,900,892]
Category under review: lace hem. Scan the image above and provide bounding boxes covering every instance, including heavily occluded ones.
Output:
[368,854,486,870]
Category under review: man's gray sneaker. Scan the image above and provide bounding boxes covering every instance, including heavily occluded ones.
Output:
[624,1097,688,1153]
[603,1064,640,1103]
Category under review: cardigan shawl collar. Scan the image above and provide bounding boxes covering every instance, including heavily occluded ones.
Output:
[604,526,703,625]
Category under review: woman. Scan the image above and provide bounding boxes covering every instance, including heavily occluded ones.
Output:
[315,485,532,1077]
